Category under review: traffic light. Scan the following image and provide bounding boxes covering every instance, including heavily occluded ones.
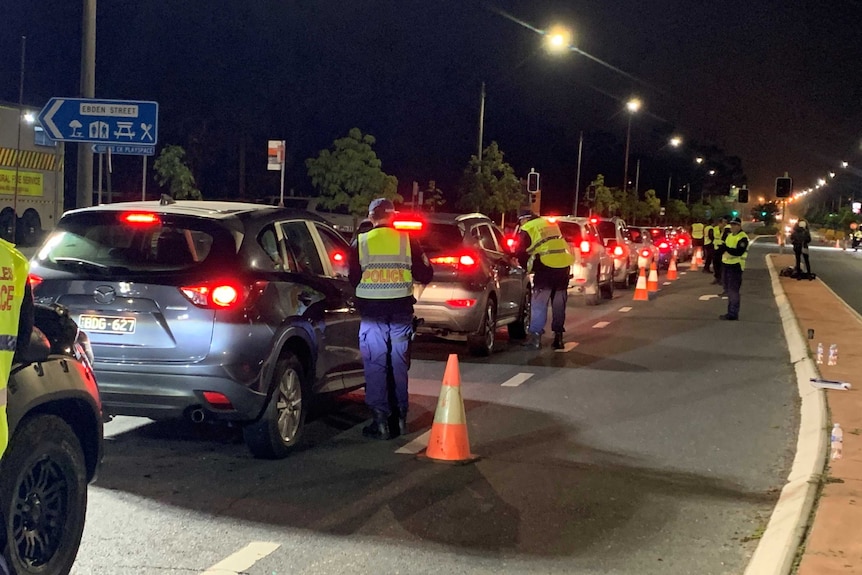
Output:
[737,187,749,203]
[761,211,767,217]
[527,168,540,193]
[775,176,793,198]
[731,210,739,217]
[530,190,542,214]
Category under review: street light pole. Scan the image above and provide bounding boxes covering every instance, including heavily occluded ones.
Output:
[77,0,96,208]
[477,82,486,168]
[622,98,641,195]
[573,130,583,215]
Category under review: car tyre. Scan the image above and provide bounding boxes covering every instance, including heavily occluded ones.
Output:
[586,272,601,306]
[615,267,632,289]
[600,274,615,300]
[0,415,88,575]
[468,299,497,356]
[508,288,530,340]
[243,353,308,459]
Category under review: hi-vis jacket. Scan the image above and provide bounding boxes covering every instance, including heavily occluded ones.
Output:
[521,217,575,272]
[704,224,714,246]
[691,222,704,240]
[0,239,28,457]
[722,231,749,270]
[357,227,413,299]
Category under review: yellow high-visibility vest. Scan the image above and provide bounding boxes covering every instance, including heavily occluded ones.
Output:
[521,217,575,271]
[722,231,749,270]
[704,225,714,246]
[0,239,28,458]
[357,227,413,299]
[691,222,704,239]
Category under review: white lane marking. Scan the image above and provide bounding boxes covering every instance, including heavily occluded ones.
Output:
[592,321,610,328]
[619,306,633,312]
[200,542,280,575]
[663,281,672,286]
[699,294,719,301]
[556,342,579,353]
[501,372,534,387]
[395,430,430,454]
[680,271,687,275]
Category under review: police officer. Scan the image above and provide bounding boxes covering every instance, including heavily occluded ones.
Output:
[702,218,715,274]
[712,215,728,286]
[719,217,748,321]
[348,198,433,440]
[690,219,705,256]
[0,239,31,459]
[515,213,575,350]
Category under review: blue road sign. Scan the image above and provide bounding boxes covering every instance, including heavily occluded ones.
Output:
[92,144,156,156]
[38,98,158,145]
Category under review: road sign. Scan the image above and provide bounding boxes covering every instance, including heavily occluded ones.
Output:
[92,144,156,156]
[38,98,158,145]
[267,140,284,171]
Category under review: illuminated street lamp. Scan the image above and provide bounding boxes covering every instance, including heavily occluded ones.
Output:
[669,136,682,148]
[695,156,704,165]
[842,161,849,168]
[544,25,573,53]
[622,97,641,195]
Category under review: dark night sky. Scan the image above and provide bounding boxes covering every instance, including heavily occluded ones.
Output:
[3,1,861,213]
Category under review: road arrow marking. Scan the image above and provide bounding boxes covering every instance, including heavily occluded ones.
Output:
[501,372,534,387]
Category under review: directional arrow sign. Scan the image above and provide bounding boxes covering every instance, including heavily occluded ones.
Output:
[38,98,158,145]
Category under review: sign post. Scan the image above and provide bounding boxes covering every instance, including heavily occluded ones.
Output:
[267,140,286,207]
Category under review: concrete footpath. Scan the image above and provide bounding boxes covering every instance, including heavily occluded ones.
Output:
[771,254,862,574]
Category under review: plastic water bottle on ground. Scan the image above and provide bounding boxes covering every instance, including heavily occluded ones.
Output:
[816,343,824,364]
[828,344,838,366]
[831,423,843,460]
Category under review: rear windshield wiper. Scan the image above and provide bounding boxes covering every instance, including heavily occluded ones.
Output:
[52,257,129,275]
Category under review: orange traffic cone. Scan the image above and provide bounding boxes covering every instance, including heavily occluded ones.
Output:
[419,354,479,464]
[647,261,659,292]
[633,267,649,301]
[690,247,701,271]
[667,253,678,280]
[835,239,841,249]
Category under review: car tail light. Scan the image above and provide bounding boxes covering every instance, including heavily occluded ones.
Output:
[613,245,624,257]
[430,252,479,271]
[393,219,423,232]
[589,217,599,224]
[677,237,687,245]
[658,241,669,249]
[179,280,268,309]
[579,240,591,254]
[28,273,42,290]
[120,212,160,226]
[331,251,346,264]
[202,391,234,410]
[546,216,558,224]
[505,236,516,250]
[641,249,651,258]
[446,299,476,307]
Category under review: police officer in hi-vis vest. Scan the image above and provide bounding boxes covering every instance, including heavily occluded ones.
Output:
[348,198,433,440]
[515,213,575,350]
[0,239,33,458]
[702,218,715,274]
[719,217,749,321]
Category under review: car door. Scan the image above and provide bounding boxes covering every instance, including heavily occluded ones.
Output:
[474,222,520,320]
[310,223,363,390]
[277,220,347,394]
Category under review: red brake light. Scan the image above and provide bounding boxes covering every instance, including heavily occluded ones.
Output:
[121,212,160,226]
[331,251,345,263]
[589,217,599,224]
[446,299,477,308]
[579,240,591,254]
[202,391,234,410]
[546,216,558,224]
[393,220,423,231]
[505,236,516,250]
[179,280,268,309]
[28,273,43,290]
[613,246,624,257]
[641,249,651,258]
[658,241,669,249]
[677,237,687,245]
[430,252,479,271]
[459,254,477,267]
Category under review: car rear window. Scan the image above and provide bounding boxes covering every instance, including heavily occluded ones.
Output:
[422,223,465,253]
[596,221,616,240]
[36,211,236,273]
[557,222,583,243]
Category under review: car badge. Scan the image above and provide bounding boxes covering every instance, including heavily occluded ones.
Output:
[93,285,117,305]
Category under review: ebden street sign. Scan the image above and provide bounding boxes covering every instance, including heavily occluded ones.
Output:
[38,98,158,145]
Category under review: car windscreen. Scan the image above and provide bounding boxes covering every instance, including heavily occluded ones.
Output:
[421,222,466,253]
[35,211,237,273]
[596,221,617,240]
[557,222,583,243]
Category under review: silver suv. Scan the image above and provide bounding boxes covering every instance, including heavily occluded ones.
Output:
[556,216,615,304]
[403,213,530,356]
[594,217,639,287]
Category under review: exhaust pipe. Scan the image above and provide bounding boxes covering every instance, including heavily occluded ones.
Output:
[189,408,206,423]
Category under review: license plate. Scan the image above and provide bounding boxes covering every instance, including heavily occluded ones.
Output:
[78,314,136,334]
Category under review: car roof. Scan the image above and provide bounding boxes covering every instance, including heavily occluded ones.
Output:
[61,199,328,224]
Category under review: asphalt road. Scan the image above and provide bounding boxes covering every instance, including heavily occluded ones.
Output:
[69,248,799,575]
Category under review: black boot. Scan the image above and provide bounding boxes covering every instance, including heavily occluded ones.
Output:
[398,415,408,436]
[362,410,392,440]
[553,332,564,350]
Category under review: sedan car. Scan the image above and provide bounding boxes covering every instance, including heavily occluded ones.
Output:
[555,216,614,304]
[629,226,660,269]
[403,212,530,356]
[28,199,364,459]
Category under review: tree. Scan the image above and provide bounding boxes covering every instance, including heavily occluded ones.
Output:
[666,199,690,223]
[590,175,619,216]
[422,180,445,212]
[456,141,523,220]
[305,128,399,218]
[153,145,203,200]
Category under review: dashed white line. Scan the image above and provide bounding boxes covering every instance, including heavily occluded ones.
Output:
[592,321,610,328]
[663,281,672,286]
[619,306,633,312]
[501,372,534,387]
[395,430,430,454]
[200,542,280,575]
[556,342,579,353]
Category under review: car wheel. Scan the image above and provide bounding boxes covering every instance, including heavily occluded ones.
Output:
[586,271,601,306]
[0,415,88,575]
[600,273,615,300]
[616,268,631,289]
[468,299,497,356]
[508,288,530,340]
[243,353,308,459]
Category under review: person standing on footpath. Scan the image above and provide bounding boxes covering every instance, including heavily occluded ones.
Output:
[791,218,812,278]
[719,217,749,321]
[702,218,715,274]
[515,212,575,350]
[348,198,433,440]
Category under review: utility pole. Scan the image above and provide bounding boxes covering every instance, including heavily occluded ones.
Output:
[12,36,26,242]
[477,82,485,169]
[77,0,96,208]
[573,131,583,216]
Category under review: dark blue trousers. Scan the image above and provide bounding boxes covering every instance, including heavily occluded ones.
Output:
[360,313,412,416]
[724,264,743,319]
